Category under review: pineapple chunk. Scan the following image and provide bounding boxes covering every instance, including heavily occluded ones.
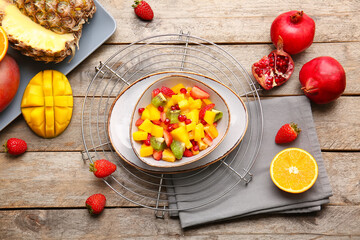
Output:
[171,83,186,94]
[138,119,154,133]
[133,131,148,141]
[204,110,216,125]
[162,149,176,162]
[171,126,193,149]
[204,125,219,139]
[194,123,205,142]
[151,124,164,138]
[140,144,154,157]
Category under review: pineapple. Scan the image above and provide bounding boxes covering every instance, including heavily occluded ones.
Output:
[0,0,96,63]
[12,0,96,34]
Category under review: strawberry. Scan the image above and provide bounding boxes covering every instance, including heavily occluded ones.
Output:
[153,150,163,160]
[89,159,117,178]
[160,112,166,122]
[183,148,193,157]
[199,103,215,119]
[163,129,173,146]
[151,88,160,98]
[132,0,154,21]
[86,193,106,215]
[203,134,213,146]
[160,86,175,97]
[135,118,144,127]
[152,120,161,125]
[275,123,301,144]
[190,86,210,99]
[4,138,27,155]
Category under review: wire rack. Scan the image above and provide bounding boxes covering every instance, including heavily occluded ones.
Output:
[81,32,263,218]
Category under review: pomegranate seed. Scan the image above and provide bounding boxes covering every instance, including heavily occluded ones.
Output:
[138,108,145,114]
[175,104,180,110]
[167,125,173,132]
[180,88,187,94]
[158,106,164,112]
[144,139,151,146]
[193,145,199,151]
[164,118,170,125]
[185,119,192,125]
[171,106,176,110]
[147,133,152,140]
[178,114,186,122]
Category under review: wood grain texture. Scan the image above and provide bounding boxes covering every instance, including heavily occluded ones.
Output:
[97,0,360,43]
[67,42,360,97]
[0,152,358,208]
[0,206,359,239]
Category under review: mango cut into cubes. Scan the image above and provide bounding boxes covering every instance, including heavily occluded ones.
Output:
[140,144,153,157]
[171,126,192,149]
[21,70,73,138]
[133,131,148,141]
[171,83,186,94]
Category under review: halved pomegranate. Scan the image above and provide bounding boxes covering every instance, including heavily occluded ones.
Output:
[252,37,294,90]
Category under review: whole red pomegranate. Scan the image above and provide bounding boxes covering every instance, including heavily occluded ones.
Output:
[252,37,294,90]
[0,55,20,112]
[299,56,346,104]
[271,11,315,55]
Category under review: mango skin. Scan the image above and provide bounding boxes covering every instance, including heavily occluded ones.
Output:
[21,70,73,138]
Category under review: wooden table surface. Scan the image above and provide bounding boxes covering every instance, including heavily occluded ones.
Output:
[1,0,359,239]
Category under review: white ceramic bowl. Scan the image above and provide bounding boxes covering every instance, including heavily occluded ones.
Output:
[129,74,230,168]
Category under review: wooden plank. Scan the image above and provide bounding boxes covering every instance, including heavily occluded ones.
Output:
[0,96,359,152]
[97,0,360,43]
[67,42,360,97]
[0,152,358,208]
[0,206,359,239]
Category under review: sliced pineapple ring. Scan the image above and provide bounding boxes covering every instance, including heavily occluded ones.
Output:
[21,70,73,138]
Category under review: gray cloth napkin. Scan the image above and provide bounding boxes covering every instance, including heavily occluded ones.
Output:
[166,96,333,228]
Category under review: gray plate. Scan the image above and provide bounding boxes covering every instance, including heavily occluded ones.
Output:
[0,0,116,131]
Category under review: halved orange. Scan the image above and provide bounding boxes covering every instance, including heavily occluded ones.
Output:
[270,148,318,194]
[0,26,8,62]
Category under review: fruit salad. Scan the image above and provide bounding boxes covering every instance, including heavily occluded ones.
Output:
[132,84,223,162]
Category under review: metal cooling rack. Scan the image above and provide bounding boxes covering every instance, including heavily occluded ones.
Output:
[81,32,263,218]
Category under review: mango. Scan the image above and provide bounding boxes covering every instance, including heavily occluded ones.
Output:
[140,144,154,157]
[138,119,154,133]
[171,83,186,94]
[171,126,193,149]
[204,110,216,125]
[133,131,148,141]
[204,124,218,139]
[194,123,205,142]
[162,149,176,162]
[185,109,199,124]
[151,124,164,138]
[21,70,73,138]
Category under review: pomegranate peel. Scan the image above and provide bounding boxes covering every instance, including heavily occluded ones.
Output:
[252,36,294,90]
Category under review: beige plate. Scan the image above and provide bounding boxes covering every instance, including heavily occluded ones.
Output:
[130,75,230,168]
[108,71,248,174]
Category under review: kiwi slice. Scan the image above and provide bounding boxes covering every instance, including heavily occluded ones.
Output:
[150,137,166,151]
[170,140,185,159]
[151,93,167,107]
[166,109,180,124]
[212,109,223,122]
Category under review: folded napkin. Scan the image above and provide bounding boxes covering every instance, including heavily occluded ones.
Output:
[166,96,333,228]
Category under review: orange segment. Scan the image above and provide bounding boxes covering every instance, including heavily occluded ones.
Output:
[0,26,8,62]
[270,148,318,194]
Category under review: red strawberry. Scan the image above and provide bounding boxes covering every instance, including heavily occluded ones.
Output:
[132,0,154,21]
[163,129,173,146]
[153,150,163,161]
[89,159,117,178]
[203,134,213,146]
[183,149,193,157]
[160,86,175,97]
[199,103,215,119]
[160,112,166,122]
[151,88,160,98]
[275,123,301,144]
[190,86,210,99]
[4,138,27,155]
[86,193,106,215]
[135,118,144,127]
[152,120,161,125]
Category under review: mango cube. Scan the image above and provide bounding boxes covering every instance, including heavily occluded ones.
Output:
[186,121,196,132]
[162,149,176,162]
[151,124,164,138]
[185,109,199,124]
[178,99,189,110]
[146,104,161,121]
[204,124,218,139]
[194,123,205,142]
[141,108,151,120]
[198,140,209,151]
[138,119,154,133]
[202,98,212,105]
[171,126,193,149]
[133,131,148,141]
[140,144,154,157]
[204,110,216,125]
[171,83,186,94]
[171,94,185,104]
[189,98,202,109]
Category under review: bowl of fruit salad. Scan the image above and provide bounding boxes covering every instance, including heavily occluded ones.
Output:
[130,74,230,168]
